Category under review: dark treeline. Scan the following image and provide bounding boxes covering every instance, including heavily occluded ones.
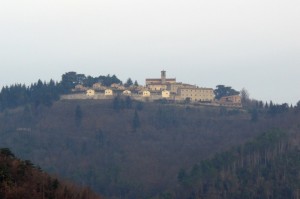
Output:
[0,80,60,111]
[0,72,123,111]
[240,87,300,117]
[248,100,293,122]
[60,71,123,92]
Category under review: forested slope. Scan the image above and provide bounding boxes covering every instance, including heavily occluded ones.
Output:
[0,98,299,198]
[175,129,300,199]
[0,148,102,199]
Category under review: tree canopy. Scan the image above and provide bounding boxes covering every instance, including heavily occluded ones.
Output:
[0,72,122,111]
[61,72,122,90]
[214,85,240,100]
[0,80,60,111]
[124,78,133,87]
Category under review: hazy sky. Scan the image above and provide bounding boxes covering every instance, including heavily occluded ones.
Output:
[1,0,299,104]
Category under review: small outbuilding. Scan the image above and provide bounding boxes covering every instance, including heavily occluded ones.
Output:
[123,90,131,96]
[219,95,241,104]
[92,83,102,89]
[75,84,87,91]
[142,90,151,97]
[105,89,113,96]
[86,89,95,96]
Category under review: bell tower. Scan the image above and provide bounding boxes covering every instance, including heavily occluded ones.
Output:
[161,70,166,84]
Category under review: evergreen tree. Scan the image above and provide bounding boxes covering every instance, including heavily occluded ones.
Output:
[0,148,15,157]
[125,96,132,109]
[136,102,144,111]
[251,108,258,122]
[132,110,140,131]
[214,85,240,100]
[124,78,133,87]
[22,104,33,124]
[177,168,187,184]
[113,97,120,111]
[75,105,83,127]
[60,72,80,93]
[240,88,250,106]
[265,101,269,109]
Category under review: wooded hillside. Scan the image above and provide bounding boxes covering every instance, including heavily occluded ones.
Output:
[175,129,300,198]
[0,98,299,198]
[0,148,102,199]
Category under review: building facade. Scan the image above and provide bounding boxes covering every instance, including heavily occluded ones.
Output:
[167,83,197,94]
[178,88,215,102]
[219,95,241,104]
[145,70,176,87]
[148,83,168,91]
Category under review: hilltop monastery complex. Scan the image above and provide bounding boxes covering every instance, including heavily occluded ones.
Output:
[145,71,215,102]
[61,71,241,107]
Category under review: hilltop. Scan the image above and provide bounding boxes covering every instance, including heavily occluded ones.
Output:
[0,71,244,113]
[0,72,299,198]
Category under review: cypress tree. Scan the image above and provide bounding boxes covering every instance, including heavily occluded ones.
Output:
[132,110,140,131]
[75,105,83,127]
